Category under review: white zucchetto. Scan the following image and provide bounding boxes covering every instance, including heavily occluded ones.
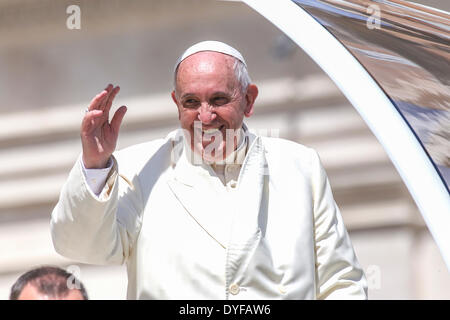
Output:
[174,40,247,74]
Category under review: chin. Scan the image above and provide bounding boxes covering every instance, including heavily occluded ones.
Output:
[194,142,227,163]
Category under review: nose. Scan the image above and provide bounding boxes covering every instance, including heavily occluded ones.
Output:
[198,102,216,124]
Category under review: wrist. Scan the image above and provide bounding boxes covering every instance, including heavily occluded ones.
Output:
[82,155,110,169]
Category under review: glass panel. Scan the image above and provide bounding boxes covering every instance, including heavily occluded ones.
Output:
[292,0,450,190]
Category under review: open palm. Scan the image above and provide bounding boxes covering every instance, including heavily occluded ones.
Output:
[81,84,127,169]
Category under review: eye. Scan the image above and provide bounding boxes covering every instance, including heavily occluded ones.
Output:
[211,96,229,106]
[183,99,200,108]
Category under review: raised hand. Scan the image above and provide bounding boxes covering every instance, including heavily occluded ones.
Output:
[81,84,127,169]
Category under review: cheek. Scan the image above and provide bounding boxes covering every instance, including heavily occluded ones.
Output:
[179,110,197,128]
[217,107,243,127]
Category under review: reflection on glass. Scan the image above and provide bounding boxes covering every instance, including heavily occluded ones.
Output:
[293,0,450,190]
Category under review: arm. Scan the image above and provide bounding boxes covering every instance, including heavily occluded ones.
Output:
[82,157,113,196]
[311,151,368,299]
[50,84,141,265]
[51,155,142,265]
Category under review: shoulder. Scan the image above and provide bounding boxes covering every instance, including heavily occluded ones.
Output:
[259,135,328,190]
[258,135,324,180]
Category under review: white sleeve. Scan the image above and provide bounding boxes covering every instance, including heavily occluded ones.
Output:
[311,150,368,299]
[51,155,143,265]
[81,157,113,196]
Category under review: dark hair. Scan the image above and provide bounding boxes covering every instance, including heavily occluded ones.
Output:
[9,266,88,300]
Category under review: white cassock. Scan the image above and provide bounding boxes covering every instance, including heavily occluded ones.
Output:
[51,126,368,299]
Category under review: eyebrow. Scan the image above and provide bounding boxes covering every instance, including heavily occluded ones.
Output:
[180,93,196,100]
[211,92,231,97]
[180,92,231,100]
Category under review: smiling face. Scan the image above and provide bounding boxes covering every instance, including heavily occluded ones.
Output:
[172,51,258,162]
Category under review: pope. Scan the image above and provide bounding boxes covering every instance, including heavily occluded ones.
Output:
[51,41,368,299]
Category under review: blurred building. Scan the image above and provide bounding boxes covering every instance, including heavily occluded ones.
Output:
[0,0,448,299]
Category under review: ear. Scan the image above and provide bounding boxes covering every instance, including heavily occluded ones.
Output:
[171,90,181,120]
[244,84,258,117]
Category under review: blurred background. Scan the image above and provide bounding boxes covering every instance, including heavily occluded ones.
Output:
[0,0,449,299]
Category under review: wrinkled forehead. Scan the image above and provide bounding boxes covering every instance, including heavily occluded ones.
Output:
[175,52,239,93]
[177,51,235,75]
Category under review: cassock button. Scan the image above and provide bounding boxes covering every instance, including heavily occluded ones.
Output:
[229,283,240,295]
[226,166,237,174]
[278,285,287,294]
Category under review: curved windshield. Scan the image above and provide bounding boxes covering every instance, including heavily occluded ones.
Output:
[293,0,450,191]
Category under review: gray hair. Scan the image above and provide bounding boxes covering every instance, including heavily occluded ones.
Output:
[233,58,251,93]
[173,56,252,95]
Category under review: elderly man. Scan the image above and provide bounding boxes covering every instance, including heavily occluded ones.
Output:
[51,41,367,299]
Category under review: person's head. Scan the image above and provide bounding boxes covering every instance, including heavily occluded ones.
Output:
[9,266,88,300]
[171,41,258,163]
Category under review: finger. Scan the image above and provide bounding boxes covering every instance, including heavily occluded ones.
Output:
[88,90,108,111]
[90,84,112,111]
[99,84,114,111]
[104,86,120,115]
[110,106,127,134]
[82,109,104,134]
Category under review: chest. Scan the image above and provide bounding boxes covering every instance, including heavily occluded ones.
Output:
[131,168,316,299]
